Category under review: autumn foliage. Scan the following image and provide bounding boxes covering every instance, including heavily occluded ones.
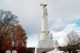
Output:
[2,36,13,50]
[0,10,27,53]
[1,24,27,53]
[14,24,27,53]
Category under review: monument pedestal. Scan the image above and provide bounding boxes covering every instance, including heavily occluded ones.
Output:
[38,39,54,48]
[36,39,54,53]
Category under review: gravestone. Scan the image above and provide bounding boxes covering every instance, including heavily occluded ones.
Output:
[53,40,58,48]
[6,50,11,53]
[76,50,80,53]
[12,50,17,53]
[47,40,65,53]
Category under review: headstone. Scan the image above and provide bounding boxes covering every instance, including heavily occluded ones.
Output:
[47,40,65,53]
[76,50,80,53]
[12,50,17,53]
[53,40,58,48]
[6,50,11,53]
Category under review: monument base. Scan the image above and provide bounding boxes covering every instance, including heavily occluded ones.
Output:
[38,39,54,48]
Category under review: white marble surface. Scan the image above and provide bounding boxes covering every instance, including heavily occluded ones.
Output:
[12,50,17,53]
[6,50,11,53]
[41,3,48,32]
[37,3,54,48]
[38,39,54,48]
[35,3,54,53]
[54,40,58,48]
[47,48,65,53]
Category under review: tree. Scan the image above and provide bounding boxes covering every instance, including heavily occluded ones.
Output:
[0,10,27,53]
[65,31,80,46]
[2,36,13,51]
[63,31,80,53]
[0,10,18,51]
[1,24,27,52]
[13,24,27,53]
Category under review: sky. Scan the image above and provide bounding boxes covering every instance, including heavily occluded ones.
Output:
[0,0,80,47]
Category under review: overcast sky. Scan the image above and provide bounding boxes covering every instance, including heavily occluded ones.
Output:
[0,0,80,47]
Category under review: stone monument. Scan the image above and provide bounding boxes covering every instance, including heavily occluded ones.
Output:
[47,40,65,53]
[53,40,58,49]
[35,3,54,53]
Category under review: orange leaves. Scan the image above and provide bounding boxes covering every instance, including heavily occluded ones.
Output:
[2,36,12,51]
[13,24,26,41]
[1,24,27,52]
[12,24,27,51]
[3,36,11,41]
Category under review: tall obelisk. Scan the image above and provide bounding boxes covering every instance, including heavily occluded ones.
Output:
[35,3,54,53]
[38,3,53,48]
[41,3,48,32]
[40,3,49,40]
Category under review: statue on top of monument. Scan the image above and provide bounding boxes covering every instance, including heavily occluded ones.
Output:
[40,3,48,16]
[40,3,47,7]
